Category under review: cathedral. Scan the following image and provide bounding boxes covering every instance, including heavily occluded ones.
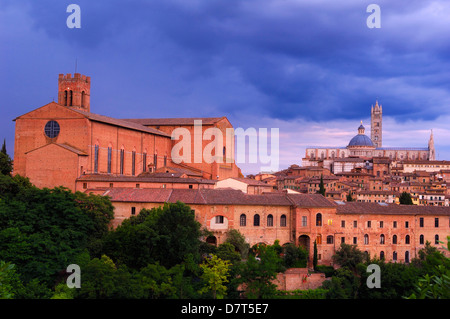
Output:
[302,101,436,171]
[12,73,241,191]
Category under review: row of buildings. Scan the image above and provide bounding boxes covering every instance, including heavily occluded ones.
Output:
[11,73,450,267]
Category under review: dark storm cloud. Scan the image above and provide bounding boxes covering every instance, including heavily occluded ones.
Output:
[2,0,450,124]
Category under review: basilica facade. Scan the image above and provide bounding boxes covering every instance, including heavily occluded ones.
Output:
[13,73,241,191]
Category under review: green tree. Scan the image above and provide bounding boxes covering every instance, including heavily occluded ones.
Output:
[215,242,241,265]
[199,255,231,299]
[0,151,12,176]
[399,191,414,205]
[102,202,203,269]
[235,244,284,298]
[346,192,354,202]
[0,181,114,289]
[321,267,360,299]
[225,229,250,259]
[282,243,307,268]
[317,174,326,196]
[313,240,318,270]
[332,243,365,272]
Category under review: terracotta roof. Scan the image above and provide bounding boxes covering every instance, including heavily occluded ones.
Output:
[25,142,88,156]
[68,108,170,137]
[104,188,335,207]
[336,201,450,215]
[121,117,225,126]
[77,173,215,184]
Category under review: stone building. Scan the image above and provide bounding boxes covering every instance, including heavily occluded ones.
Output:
[13,73,241,191]
[104,187,450,266]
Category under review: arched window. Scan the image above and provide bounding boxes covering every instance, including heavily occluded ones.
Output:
[405,251,410,263]
[240,214,246,227]
[316,234,322,245]
[393,251,397,261]
[81,91,86,107]
[420,234,424,245]
[94,144,99,174]
[69,90,73,106]
[254,214,260,226]
[326,235,334,244]
[64,90,68,106]
[380,251,385,260]
[316,213,322,226]
[380,234,385,244]
[267,214,273,227]
[120,147,125,175]
[280,214,287,227]
[405,235,410,245]
[392,235,397,244]
[435,234,439,244]
[364,234,369,245]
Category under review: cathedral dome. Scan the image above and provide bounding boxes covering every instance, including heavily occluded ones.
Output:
[348,134,374,147]
[347,121,375,148]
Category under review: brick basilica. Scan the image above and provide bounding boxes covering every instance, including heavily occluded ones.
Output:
[12,73,450,267]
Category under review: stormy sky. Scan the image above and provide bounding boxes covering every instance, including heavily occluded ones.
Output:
[1,0,450,174]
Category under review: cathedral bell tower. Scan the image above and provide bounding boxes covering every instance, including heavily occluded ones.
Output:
[58,73,91,112]
[371,100,382,148]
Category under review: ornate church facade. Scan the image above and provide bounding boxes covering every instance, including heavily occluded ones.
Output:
[302,101,436,171]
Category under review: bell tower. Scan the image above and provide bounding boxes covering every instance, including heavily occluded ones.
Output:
[58,73,91,112]
[371,100,382,148]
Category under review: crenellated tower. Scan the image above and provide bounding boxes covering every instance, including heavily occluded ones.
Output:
[371,100,382,148]
[58,73,91,112]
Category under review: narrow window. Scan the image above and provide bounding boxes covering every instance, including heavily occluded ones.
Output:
[364,234,369,245]
[393,221,397,228]
[435,234,439,244]
[154,153,157,169]
[131,207,136,216]
[380,234,385,244]
[393,251,397,261]
[316,213,322,226]
[341,220,345,228]
[215,216,224,224]
[380,221,383,228]
[132,151,136,176]
[164,155,167,167]
[69,90,73,106]
[120,149,124,175]
[240,214,246,227]
[254,214,260,226]
[81,91,85,107]
[316,235,322,245]
[435,218,439,227]
[420,234,424,245]
[393,235,397,244]
[267,214,273,227]
[107,147,112,174]
[405,235,410,244]
[353,220,357,228]
[94,145,99,173]
[280,214,287,227]
[302,216,307,227]
[64,90,68,106]
[420,217,424,227]
[367,221,371,228]
[326,235,334,244]
[142,152,147,172]
[353,237,357,245]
